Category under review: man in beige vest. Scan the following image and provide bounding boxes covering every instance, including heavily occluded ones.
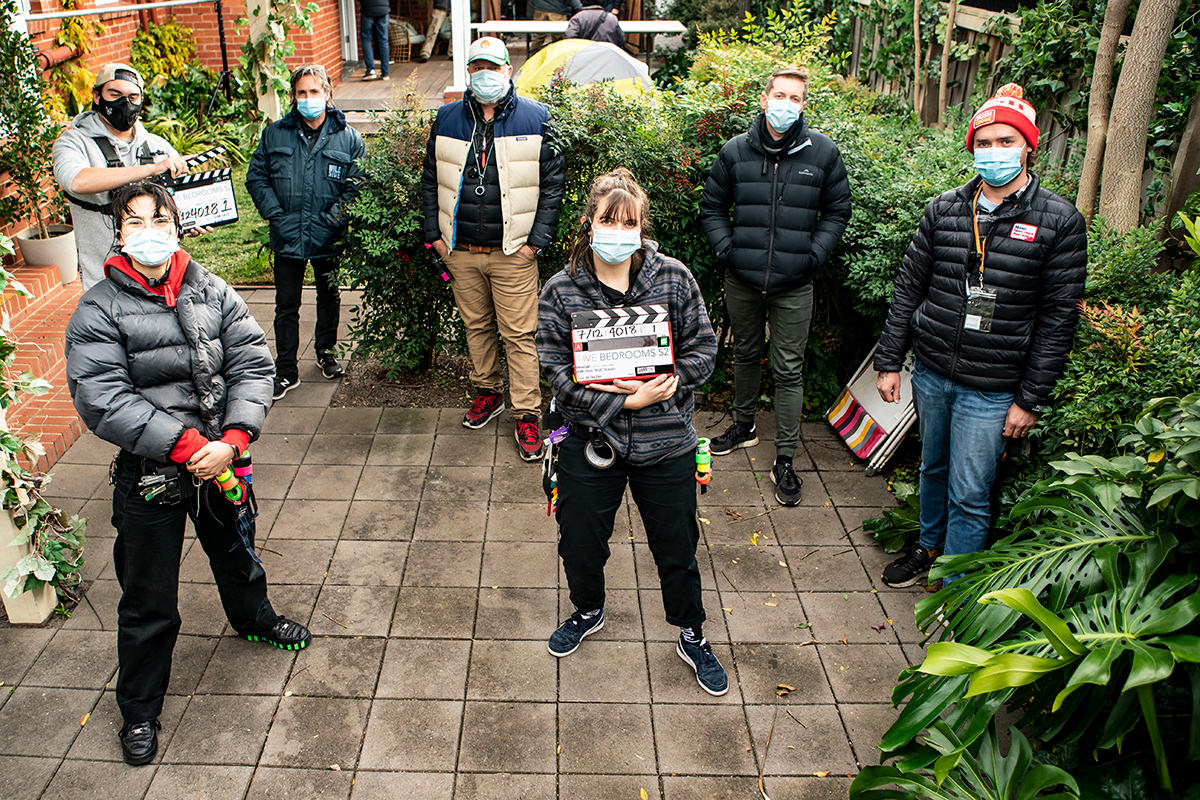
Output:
[421,37,565,461]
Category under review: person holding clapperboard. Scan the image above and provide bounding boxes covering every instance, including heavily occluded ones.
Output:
[535,168,729,695]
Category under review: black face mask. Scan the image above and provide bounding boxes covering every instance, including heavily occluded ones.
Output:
[94,95,143,132]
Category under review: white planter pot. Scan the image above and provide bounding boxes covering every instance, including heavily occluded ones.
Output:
[0,511,57,625]
[14,224,78,285]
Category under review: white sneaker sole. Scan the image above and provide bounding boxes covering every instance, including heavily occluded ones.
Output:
[272,381,300,401]
[462,403,505,429]
[710,436,759,456]
[548,617,604,657]
[770,470,802,506]
[676,641,729,696]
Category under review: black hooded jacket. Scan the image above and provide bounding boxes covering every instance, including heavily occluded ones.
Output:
[699,114,852,294]
[873,173,1087,411]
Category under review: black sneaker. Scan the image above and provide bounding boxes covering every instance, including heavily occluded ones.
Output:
[771,458,803,506]
[243,616,312,651]
[548,609,605,657]
[676,634,729,696]
[317,350,344,379]
[882,546,940,588]
[272,376,300,400]
[710,419,758,455]
[119,719,160,766]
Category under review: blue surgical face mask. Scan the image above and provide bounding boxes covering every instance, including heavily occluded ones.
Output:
[765,98,802,133]
[470,68,509,104]
[122,227,178,268]
[974,146,1024,187]
[590,227,642,265]
[296,96,327,120]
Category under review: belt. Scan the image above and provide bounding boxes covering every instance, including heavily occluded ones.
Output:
[456,244,502,254]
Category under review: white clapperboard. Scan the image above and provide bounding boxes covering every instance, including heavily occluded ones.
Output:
[571,304,675,384]
[168,147,239,231]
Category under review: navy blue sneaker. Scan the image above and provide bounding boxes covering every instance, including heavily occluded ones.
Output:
[548,609,604,657]
[677,634,729,696]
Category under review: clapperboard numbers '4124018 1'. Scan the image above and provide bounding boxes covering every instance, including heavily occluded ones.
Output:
[571,305,675,384]
[166,147,240,232]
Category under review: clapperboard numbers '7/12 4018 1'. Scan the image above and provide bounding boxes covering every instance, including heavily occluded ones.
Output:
[169,167,239,232]
[570,305,675,384]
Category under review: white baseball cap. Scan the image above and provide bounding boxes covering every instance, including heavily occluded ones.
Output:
[467,36,510,65]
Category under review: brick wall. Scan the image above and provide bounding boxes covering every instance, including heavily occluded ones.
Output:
[170,0,249,73]
[287,2,346,84]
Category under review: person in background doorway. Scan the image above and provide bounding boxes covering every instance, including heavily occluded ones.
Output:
[360,0,391,80]
[417,0,451,63]
[530,0,582,52]
[565,2,624,47]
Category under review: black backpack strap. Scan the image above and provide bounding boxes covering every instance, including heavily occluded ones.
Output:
[579,10,606,40]
[63,192,111,214]
[92,136,123,168]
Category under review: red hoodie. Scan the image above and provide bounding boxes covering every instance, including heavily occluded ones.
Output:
[104,250,251,463]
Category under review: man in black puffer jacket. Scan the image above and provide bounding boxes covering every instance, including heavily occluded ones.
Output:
[66,182,311,767]
[700,65,851,507]
[873,84,1087,589]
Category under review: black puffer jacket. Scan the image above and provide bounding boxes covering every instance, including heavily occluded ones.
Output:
[65,254,275,461]
[874,174,1087,411]
[699,114,852,294]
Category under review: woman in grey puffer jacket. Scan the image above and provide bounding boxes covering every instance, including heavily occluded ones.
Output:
[65,182,311,768]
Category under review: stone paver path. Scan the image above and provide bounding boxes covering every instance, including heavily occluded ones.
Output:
[1,290,920,800]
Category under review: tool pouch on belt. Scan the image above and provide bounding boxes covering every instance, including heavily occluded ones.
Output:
[137,461,184,505]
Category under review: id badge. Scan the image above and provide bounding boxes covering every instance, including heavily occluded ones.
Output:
[964,283,997,332]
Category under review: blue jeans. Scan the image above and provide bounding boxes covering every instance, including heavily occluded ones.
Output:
[912,360,1012,557]
[360,13,389,75]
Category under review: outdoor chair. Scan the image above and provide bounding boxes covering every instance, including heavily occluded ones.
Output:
[388,18,426,63]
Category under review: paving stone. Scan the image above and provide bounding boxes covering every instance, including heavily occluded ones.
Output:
[0,757,65,800]
[730,643,834,705]
[288,464,362,500]
[267,584,321,629]
[245,766,353,800]
[719,590,808,644]
[261,406,326,435]
[45,462,109,500]
[311,585,397,637]
[820,470,897,508]
[480,541,558,588]
[646,641,740,705]
[839,702,899,767]
[558,587,643,641]
[454,772,556,799]
[78,497,117,537]
[42,758,156,799]
[305,434,374,465]
[376,638,470,700]
[251,463,299,499]
[476,587,558,640]
[488,464,545,504]
[746,704,857,775]
[801,591,897,645]
[253,433,314,465]
[350,770,454,798]
[820,643,910,704]
[280,379,338,407]
[377,407,441,434]
[835,506,894,539]
[697,504,776,546]
[402,541,482,587]
[875,589,932,644]
[654,704,758,775]
[559,702,656,774]
[770,506,850,546]
[317,407,382,434]
[164,693,277,764]
[708,544,796,593]
[62,578,121,631]
[260,696,370,768]
[24,630,117,689]
[559,776,662,800]
[422,466,492,505]
[342,499,418,540]
[359,699,463,770]
[197,637,296,695]
[0,627,54,684]
[57,432,118,465]
[662,775,852,799]
[784,545,873,592]
[457,701,556,772]
[391,586,477,638]
[286,635,385,697]
[67,690,184,764]
[325,539,408,586]
[640,589,727,644]
[146,764,254,799]
[366,434,435,466]
[703,468,768,508]
[0,687,99,756]
[485,501,559,542]
[413,498,488,541]
[431,433,496,466]
[257,538,337,584]
[806,434,868,471]
[437,408,483,434]
[355,466,427,502]
[467,640,556,701]
[165,635,220,696]
[559,639,650,702]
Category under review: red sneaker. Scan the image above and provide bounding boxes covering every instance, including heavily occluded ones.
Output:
[463,391,505,429]
[514,414,545,462]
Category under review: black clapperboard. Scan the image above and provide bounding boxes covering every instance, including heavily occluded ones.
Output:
[168,146,239,231]
[571,304,675,384]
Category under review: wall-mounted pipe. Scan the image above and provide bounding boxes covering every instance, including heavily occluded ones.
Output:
[35,45,81,72]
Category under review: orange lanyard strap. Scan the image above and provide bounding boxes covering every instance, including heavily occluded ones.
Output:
[970,184,988,286]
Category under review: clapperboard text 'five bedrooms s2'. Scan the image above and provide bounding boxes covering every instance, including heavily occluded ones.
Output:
[570,305,676,384]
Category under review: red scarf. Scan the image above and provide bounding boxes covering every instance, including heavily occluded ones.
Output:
[104,249,190,307]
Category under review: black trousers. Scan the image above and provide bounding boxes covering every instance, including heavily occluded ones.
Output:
[111,454,276,724]
[273,254,340,382]
[556,435,706,628]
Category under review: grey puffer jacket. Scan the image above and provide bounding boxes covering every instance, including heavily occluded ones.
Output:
[65,253,275,462]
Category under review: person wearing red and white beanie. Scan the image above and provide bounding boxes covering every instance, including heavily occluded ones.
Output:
[869,81,1087,591]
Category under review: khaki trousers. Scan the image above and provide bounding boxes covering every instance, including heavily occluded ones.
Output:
[530,9,567,53]
[446,248,542,416]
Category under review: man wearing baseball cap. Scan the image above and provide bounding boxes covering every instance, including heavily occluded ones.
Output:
[421,37,565,462]
[52,63,190,289]
[872,84,1087,589]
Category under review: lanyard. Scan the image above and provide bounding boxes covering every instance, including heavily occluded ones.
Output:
[970,184,989,288]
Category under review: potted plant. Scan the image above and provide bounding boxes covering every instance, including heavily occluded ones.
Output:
[0,0,78,285]
[0,233,86,624]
